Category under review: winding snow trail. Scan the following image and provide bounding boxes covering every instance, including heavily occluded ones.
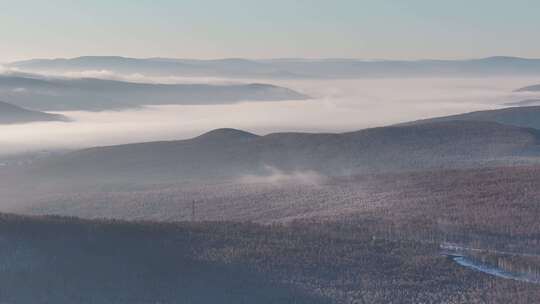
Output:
[447,255,540,284]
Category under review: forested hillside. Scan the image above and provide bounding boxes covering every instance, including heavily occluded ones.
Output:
[1,213,539,303]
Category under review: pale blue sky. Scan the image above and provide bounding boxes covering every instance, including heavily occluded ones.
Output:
[1,0,539,61]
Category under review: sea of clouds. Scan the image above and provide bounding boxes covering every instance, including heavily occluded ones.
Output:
[0,67,539,156]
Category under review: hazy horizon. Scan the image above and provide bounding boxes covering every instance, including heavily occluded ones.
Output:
[5,54,540,63]
[2,1,540,62]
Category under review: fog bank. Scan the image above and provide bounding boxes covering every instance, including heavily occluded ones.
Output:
[1,77,539,156]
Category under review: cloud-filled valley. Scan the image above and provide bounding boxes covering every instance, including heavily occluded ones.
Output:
[0,75,538,156]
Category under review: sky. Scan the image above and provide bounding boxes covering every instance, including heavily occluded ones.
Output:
[1,0,540,62]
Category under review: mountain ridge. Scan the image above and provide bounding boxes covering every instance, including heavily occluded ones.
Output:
[9,56,540,79]
[0,100,68,124]
[0,74,308,111]
[13,120,540,187]
[515,84,540,92]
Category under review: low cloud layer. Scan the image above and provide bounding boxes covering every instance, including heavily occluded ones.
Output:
[0,76,539,156]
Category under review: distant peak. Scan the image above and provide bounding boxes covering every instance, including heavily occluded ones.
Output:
[247,83,277,88]
[194,128,260,141]
[476,56,530,62]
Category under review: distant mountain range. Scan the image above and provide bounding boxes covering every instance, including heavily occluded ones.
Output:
[0,100,67,124]
[8,56,540,78]
[0,74,308,111]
